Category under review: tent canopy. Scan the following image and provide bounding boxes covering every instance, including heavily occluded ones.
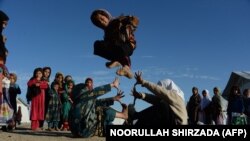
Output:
[222,71,250,99]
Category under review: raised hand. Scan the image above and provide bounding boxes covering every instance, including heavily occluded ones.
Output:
[131,85,142,99]
[134,71,143,85]
[113,89,125,102]
[111,77,119,89]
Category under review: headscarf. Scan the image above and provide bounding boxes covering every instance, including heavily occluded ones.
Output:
[0,10,9,22]
[157,79,185,101]
[31,67,43,80]
[42,66,52,82]
[90,9,113,27]
[200,89,211,110]
[213,86,228,111]
[98,9,112,20]
[214,87,221,95]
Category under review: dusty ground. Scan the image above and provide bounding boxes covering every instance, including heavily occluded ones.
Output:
[0,123,105,141]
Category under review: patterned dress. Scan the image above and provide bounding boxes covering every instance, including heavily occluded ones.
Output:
[0,77,13,126]
[69,83,114,137]
[45,89,61,128]
[61,91,71,122]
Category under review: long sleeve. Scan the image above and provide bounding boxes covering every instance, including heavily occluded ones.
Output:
[39,81,48,89]
[73,83,111,102]
[9,84,21,95]
[92,84,111,98]
[142,80,181,105]
[141,93,161,105]
[16,84,21,94]
[141,80,188,125]
[96,97,114,107]
[27,79,36,87]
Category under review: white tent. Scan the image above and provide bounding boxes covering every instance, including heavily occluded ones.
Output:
[16,97,30,123]
[222,71,250,99]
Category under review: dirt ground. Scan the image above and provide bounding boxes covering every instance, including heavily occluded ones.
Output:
[0,123,105,141]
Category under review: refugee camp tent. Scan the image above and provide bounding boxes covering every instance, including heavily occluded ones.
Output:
[222,71,250,99]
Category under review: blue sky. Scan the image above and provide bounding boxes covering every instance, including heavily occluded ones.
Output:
[1,0,250,111]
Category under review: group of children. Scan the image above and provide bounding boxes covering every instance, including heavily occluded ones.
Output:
[27,67,74,131]
[0,8,187,136]
[6,7,250,140]
[0,10,22,130]
[0,8,140,133]
[27,9,141,136]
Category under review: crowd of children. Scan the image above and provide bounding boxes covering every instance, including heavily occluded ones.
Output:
[0,8,249,140]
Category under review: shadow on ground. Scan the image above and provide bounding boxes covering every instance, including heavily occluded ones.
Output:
[5,127,74,138]
[1,124,74,138]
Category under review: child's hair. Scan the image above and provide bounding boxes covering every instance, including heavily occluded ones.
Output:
[90,9,111,27]
[54,72,64,88]
[43,66,52,78]
[85,77,93,84]
[2,68,9,77]
[66,79,74,86]
[55,72,64,80]
[0,10,9,22]
[64,75,72,82]
[31,67,43,79]
[192,86,198,91]
[9,73,17,82]
[53,81,60,90]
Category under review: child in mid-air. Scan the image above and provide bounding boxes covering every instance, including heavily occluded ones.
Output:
[91,9,139,79]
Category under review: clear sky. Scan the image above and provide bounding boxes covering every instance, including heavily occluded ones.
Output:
[1,0,250,111]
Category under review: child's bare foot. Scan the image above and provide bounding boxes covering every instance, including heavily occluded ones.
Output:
[106,61,121,68]
[116,66,133,79]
